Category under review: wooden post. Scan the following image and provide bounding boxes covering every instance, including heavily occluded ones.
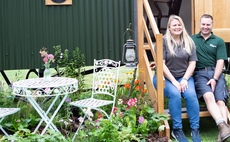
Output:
[137,0,145,91]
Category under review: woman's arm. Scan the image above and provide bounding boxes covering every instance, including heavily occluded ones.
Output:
[182,61,196,80]
[163,60,182,92]
[180,61,196,92]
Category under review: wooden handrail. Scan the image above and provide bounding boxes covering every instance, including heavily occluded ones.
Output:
[137,0,170,139]
[137,0,164,114]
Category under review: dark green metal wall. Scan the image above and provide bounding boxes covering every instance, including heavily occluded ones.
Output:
[0,0,134,70]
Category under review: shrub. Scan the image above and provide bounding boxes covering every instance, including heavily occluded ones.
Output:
[75,69,168,142]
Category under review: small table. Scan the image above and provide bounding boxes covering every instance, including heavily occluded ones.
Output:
[12,77,78,135]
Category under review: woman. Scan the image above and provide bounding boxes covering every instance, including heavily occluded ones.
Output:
[151,15,201,142]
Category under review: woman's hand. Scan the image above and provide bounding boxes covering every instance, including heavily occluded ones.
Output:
[172,80,182,92]
[180,79,188,92]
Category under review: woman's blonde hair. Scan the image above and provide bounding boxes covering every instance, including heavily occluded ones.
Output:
[164,15,195,56]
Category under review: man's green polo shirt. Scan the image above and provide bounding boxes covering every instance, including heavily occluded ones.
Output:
[191,32,227,69]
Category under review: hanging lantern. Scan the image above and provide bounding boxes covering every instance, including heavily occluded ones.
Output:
[122,39,138,67]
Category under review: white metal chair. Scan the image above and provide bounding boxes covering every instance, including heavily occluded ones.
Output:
[70,59,120,141]
[0,108,20,136]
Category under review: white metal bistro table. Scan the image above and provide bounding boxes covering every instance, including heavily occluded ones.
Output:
[12,77,78,135]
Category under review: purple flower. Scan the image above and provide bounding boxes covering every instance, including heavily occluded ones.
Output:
[138,116,145,124]
[65,97,71,103]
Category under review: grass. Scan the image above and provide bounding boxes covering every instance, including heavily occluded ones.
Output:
[0,66,134,89]
[169,117,219,142]
[0,67,227,142]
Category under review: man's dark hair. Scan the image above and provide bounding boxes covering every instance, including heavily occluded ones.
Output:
[200,14,213,21]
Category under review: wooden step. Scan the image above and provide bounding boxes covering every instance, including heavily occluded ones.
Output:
[164,106,210,119]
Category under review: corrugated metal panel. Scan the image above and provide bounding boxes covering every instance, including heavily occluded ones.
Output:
[0,0,134,70]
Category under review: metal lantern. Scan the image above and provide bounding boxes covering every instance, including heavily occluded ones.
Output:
[122,39,138,68]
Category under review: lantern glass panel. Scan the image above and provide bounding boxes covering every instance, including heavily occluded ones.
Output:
[125,48,135,62]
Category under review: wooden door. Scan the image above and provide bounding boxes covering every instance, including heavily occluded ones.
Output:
[193,0,230,42]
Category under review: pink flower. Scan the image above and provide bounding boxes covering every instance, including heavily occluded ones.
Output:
[138,116,145,124]
[43,57,48,63]
[44,87,50,93]
[127,98,137,107]
[97,111,103,119]
[48,54,54,59]
[39,50,47,57]
[48,54,55,63]
[113,107,117,114]
[39,48,55,66]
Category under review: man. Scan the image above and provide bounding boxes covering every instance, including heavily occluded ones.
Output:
[191,14,230,142]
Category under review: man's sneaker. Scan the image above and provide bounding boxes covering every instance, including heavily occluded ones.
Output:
[191,129,202,142]
[171,129,189,142]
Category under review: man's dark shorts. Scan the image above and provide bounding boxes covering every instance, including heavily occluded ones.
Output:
[193,69,229,102]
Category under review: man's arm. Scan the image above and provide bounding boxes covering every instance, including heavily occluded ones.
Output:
[207,59,225,92]
[213,59,225,81]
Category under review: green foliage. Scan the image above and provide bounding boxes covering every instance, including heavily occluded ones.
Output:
[0,83,41,133]
[75,69,168,142]
[53,45,86,100]
[0,128,70,142]
[4,114,41,133]
[225,74,230,107]
[0,66,223,141]
[77,119,120,142]
[225,74,230,87]
[0,87,14,107]
[1,45,88,140]
[53,45,85,77]
[0,100,41,133]
[76,119,141,142]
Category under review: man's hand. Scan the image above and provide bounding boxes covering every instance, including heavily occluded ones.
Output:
[206,78,217,92]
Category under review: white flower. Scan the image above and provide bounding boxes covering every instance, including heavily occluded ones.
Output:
[53,89,59,94]
[64,121,69,126]
[118,99,123,105]
[86,108,94,118]
[82,108,94,121]
[78,117,84,123]
[158,125,166,132]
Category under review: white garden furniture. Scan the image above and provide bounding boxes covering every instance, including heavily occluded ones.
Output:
[0,108,20,136]
[70,59,120,141]
[12,77,78,135]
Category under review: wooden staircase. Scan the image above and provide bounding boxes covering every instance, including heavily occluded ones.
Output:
[136,0,229,140]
